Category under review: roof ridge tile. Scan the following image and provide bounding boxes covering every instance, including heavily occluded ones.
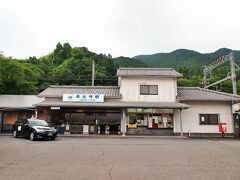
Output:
[118,67,174,70]
[50,85,120,89]
[196,87,240,98]
[177,87,240,101]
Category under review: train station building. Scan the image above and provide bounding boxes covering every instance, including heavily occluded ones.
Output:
[1,67,240,136]
[34,67,240,136]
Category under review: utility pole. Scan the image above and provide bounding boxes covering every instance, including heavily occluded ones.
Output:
[230,52,237,95]
[92,60,95,86]
[203,66,208,88]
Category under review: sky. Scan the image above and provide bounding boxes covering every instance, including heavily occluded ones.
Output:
[0,0,240,59]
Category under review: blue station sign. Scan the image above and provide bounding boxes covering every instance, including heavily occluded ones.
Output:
[63,94,104,102]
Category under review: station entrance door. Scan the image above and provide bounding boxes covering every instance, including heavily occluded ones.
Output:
[64,109,121,135]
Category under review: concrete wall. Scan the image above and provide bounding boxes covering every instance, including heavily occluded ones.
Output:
[119,76,177,102]
[174,101,234,134]
[127,127,173,135]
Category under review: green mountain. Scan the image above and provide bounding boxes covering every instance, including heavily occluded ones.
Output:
[133,48,240,68]
[1,43,240,95]
[113,56,148,67]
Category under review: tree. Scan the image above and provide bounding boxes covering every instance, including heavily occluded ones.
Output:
[1,42,239,95]
[53,42,72,65]
[0,57,43,94]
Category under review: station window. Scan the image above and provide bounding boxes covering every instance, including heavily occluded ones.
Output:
[150,114,173,128]
[140,85,158,95]
[128,114,148,126]
[129,116,137,124]
[199,114,219,125]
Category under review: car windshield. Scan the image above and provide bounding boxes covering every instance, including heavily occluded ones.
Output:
[29,120,49,126]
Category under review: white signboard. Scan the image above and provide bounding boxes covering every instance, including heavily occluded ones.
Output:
[63,94,104,102]
[83,125,89,134]
[51,107,60,110]
[148,118,153,128]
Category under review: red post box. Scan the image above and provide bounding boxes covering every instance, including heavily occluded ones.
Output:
[219,122,227,133]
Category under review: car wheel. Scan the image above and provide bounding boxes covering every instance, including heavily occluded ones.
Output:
[13,130,18,138]
[30,132,36,141]
[50,136,56,140]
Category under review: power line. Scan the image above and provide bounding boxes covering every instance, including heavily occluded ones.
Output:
[38,75,118,81]
[203,52,239,95]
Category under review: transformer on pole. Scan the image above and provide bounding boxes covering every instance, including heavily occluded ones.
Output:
[203,52,239,95]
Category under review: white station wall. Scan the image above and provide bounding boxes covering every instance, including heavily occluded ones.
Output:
[119,76,177,102]
[174,101,234,134]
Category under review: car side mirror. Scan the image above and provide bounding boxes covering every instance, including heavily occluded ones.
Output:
[24,124,29,127]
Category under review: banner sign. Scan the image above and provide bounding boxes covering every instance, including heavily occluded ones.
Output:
[63,94,104,102]
[128,124,137,129]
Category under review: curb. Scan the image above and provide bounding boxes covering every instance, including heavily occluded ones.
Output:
[0,133,185,139]
[0,134,238,140]
[57,135,187,139]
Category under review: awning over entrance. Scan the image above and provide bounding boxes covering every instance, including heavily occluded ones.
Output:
[36,100,190,109]
[0,95,44,111]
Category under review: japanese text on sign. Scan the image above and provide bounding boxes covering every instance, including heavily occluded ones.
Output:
[63,94,104,102]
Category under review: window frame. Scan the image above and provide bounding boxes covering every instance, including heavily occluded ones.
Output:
[140,85,158,95]
[199,114,219,125]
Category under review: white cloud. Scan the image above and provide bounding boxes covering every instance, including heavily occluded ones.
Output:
[0,0,240,58]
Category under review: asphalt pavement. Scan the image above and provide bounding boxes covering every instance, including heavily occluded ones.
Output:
[0,136,240,180]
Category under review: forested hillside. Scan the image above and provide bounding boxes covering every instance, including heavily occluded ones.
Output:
[133,48,240,68]
[132,48,240,93]
[113,56,148,68]
[0,43,240,95]
[0,43,118,94]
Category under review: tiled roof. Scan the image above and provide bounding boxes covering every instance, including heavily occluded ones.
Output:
[38,85,240,102]
[36,100,190,109]
[38,86,121,98]
[177,87,240,102]
[0,95,44,109]
[117,68,182,77]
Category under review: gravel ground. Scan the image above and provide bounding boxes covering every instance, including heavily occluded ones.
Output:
[0,136,240,180]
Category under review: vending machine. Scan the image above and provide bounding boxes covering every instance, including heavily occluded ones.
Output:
[232,103,240,137]
[233,113,240,137]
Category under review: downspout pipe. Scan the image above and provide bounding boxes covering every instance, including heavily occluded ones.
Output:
[180,106,183,138]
